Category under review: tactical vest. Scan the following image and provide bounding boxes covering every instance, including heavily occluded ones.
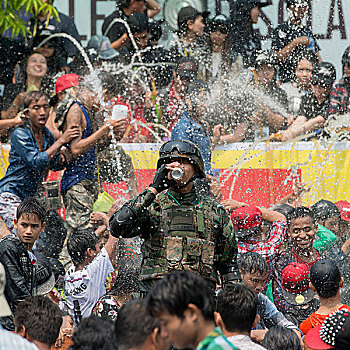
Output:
[142,192,217,282]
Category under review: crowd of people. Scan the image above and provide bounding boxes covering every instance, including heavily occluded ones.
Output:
[1,0,350,349]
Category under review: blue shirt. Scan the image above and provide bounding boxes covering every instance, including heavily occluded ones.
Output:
[171,111,213,175]
[0,123,61,200]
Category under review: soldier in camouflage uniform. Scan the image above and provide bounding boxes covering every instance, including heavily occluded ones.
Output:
[110,140,238,292]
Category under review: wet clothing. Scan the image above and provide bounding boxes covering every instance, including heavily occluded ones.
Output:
[227,335,266,350]
[329,78,350,115]
[0,192,21,234]
[63,178,99,232]
[98,145,135,184]
[237,220,287,281]
[110,188,237,291]
[271,20,320,83]
[273,247,321,313]
[280,82,309,115]
[298,92,330,121]
[61,101,98,233]
[299,304,350,335]
[63,247,114,327]
[313,224,337,254]
[159,80,186,131]
[197,327,239,350]
[0,123,61,200]
[0,235,36,331]
[61,101,97,194]
[256,293,302,337]
[171,111,213,175]
[284,298,320,327]
[102,8,129,44]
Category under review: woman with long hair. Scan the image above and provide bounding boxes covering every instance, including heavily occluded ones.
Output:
[230,0,270,68]
[1,52,51,122]
[203,15,234,82]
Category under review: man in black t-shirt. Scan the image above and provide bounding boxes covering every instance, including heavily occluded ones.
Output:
[279,62,336,141]
[102,0,160,51]
[271,0,321,83]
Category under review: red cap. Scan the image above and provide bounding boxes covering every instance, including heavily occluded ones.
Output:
[55,73,80,94]
[230,206,262,238]
[305,326,334,350]
[282,262,310,293]
[335,201,350,222]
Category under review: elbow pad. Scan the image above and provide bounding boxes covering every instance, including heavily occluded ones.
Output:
[221,262,242,285]
[109,204,137,238]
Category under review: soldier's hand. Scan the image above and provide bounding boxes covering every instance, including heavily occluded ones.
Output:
[222,199,246,212]
[150,164,176,193]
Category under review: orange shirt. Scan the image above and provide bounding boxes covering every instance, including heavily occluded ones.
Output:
[300,304,350,335]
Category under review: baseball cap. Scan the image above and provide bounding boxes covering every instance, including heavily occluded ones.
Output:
[0,263,11,317]
[310,260,341,295]
[305,309,350,350]
[335,201,350,222]
[230,206,262,238]
[281,262,315,305]
[175,57,198,80]
[208,14,230,33]
[87,35,119,60]
[50,73,80,106]
[35,254,56,296]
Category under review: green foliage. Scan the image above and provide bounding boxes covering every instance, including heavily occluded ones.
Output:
[0,0,59,36]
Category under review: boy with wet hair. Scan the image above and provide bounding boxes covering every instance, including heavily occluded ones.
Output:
[147,271,239,350]
[0,197,46,330]
[115,299,169,350]
[14,295,62,349]
[238,252,301,343]
[300,259,350,335]
[0,90,79,234]
[62,227,118,325]
[216,283,266,349]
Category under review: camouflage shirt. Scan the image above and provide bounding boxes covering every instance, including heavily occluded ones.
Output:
[119,188,237,285]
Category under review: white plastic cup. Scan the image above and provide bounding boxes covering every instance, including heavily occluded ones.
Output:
[112,104,128,120]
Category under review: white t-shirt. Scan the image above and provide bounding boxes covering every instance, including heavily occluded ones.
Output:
[63,247,114,324]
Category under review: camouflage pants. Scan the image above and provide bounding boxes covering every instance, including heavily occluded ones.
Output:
[63,178,98,233]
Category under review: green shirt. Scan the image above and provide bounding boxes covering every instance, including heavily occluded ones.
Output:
[196,327,240,350]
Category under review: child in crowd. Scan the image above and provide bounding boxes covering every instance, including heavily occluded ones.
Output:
[62,228,118,326]
[273,207,321,313]
[280,262,319,326]
[216,283,266,349]
[14,295,62,350]
[115,299,169,350]
[0,198,46,331]
[300,260,350,335]
[238,252,302,343]
[261,326,302,350]
[147,271,239,350]
[224,200,286,283]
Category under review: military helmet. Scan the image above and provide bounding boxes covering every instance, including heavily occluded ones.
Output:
[157,140,206,178]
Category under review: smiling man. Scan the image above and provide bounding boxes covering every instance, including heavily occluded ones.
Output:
[109,140,238,294]
[0,198,46,331]
[273,207,321,314]
[0,91,79,234]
